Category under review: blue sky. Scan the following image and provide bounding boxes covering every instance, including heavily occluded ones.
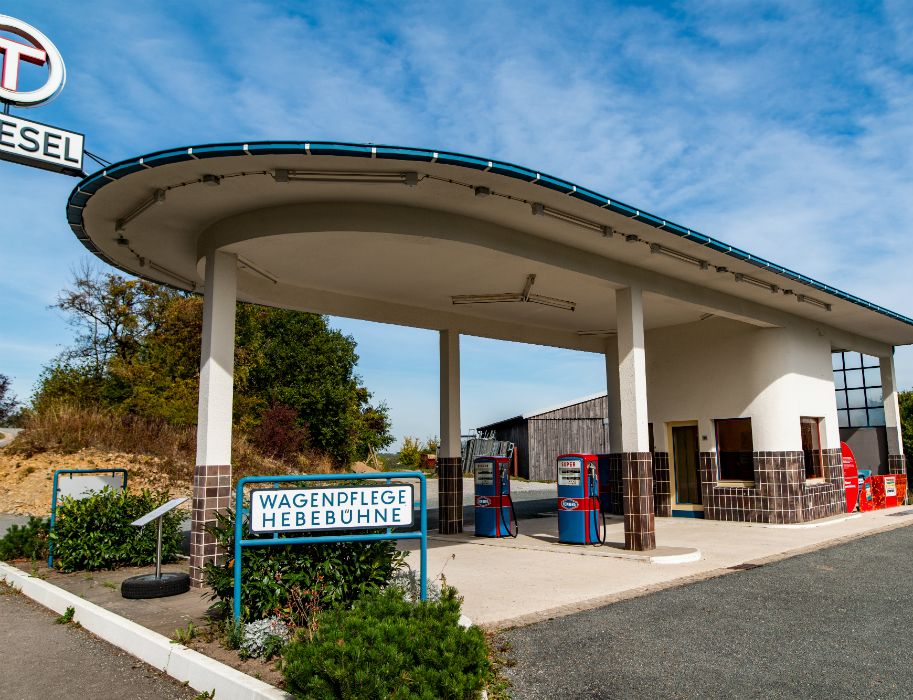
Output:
[2,1,913,447]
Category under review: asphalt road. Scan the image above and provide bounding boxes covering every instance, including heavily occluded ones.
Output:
[0,584,197,700]
[501,523,913,699]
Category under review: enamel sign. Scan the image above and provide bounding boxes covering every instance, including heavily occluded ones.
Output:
[249,485,414,534]
[0,113,83,174]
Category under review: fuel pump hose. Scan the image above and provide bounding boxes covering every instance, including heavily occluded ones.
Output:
[500,486,519,538]
[593,498,607,545]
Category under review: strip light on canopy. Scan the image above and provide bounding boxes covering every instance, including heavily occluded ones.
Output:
[733,272,780,294]
[530,202,613,237]
[649,242,709,270]
[273,169,419,186]
[115,188,166,233]
[796,294,832,312]
[452,274,576,312]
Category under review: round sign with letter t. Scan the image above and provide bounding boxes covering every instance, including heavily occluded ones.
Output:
[0,15,66,106]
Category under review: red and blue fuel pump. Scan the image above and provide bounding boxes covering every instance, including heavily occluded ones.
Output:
[557,453,605,545]
[473,455,518,538]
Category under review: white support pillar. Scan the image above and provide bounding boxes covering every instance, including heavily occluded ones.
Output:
[604,339,623,453]
[439,329,461,459]
[438,329,463,534]
[190,250,237,587]
[615,286,655,551]
[616,286,650,453]
[880,350,906,474]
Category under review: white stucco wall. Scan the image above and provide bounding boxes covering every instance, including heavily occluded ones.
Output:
[645,317,840,453]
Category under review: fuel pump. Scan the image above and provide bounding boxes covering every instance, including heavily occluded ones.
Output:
[473,456,518,538]
[557,453,605,545]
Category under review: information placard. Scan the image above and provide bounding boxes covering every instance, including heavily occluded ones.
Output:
[249,484,413,534]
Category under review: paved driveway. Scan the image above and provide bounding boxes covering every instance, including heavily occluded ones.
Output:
[501,524,913,699]
[0,584,196,700]
[0,427,22,447]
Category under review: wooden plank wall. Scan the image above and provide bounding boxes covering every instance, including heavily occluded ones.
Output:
[485,396,609,482]
[527,417,607,481]
[534,395,608,420]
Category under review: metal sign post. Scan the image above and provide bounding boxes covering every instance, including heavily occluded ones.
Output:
[121,497,189,599]
[48,468,128,568]
[233,472,428,622]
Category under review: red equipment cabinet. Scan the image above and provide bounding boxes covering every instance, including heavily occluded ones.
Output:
[871,475,903,509]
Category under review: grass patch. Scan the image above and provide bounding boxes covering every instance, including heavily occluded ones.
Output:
[0,582,20,596]
[8,402,341,486]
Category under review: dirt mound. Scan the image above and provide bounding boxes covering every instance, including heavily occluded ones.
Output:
[349,460,379,473]
[0,447,192,516]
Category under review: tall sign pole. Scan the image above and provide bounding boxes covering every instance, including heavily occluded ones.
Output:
[0,14,84,176]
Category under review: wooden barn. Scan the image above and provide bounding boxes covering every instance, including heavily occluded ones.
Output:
[477,393,608,481]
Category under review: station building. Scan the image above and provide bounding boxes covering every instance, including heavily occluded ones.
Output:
[65,141,913,583]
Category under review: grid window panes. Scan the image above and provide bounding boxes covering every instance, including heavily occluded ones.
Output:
[715,418,755,481]
[832,352,885,428]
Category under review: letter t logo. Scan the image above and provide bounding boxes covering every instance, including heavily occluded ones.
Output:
[0,36,47,91]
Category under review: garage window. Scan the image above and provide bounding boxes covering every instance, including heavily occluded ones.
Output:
[801,417,824,479]
[715,418,754,481]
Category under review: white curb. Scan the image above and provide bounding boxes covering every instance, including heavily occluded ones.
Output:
[650,549,702,565]
[0,561,291,700]
[762,514,862,530]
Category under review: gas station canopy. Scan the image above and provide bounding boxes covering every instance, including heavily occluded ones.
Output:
[66,142,913,351]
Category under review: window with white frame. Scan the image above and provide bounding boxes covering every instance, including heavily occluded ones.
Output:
[832,352,885,428]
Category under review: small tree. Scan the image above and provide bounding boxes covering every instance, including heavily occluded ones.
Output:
[899,390,913,463]
[250,403,309,462]
[396,436,440,470]
[397,436,422,469]
[0,374,18,425]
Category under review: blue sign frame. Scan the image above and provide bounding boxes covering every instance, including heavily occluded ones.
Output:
[48,468,128,568]
[233,472,427,622]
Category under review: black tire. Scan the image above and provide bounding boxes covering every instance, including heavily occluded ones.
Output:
[120,572,190,599]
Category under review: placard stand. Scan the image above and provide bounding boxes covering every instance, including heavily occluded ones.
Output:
[121,496,189,599]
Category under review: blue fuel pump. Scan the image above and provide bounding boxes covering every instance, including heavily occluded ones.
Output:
[473,456,518,538]
[557,453,605,545]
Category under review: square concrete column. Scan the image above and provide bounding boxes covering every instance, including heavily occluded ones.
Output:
[438,329,463,534]
[616,286,655,551]
[191,250,237,587]
[880,351,906,475]
[604,340,623,453]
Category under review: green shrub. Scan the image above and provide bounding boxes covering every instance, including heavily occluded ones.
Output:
[203,507,406,623]
[282,586,489,699]
[51,487,182,572]
[0,516,50,561]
